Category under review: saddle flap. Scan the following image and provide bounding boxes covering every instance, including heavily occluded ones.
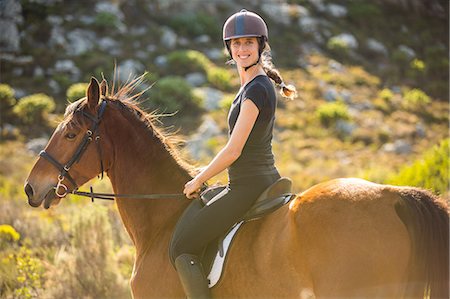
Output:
[243,177,294,221]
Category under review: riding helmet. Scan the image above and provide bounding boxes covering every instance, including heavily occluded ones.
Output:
[222,9,268,41]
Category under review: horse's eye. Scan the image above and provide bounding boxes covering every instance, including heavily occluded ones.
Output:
[65,132,77,140]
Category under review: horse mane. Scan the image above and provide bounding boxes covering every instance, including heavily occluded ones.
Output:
[63,75,196,177]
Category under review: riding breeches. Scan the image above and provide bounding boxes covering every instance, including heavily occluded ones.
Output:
[169,173,280,260]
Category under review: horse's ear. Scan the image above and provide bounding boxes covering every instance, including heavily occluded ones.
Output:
[100,79,108,97]
[86,77,100,109]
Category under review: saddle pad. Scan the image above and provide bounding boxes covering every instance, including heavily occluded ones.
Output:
[207,221,243,288]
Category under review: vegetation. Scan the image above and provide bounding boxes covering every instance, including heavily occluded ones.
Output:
[149,76,202,112]
[13,94,55,125]
[0,1,448,297]
[66,83,89,102]
[387,139,449,196]
[0,84,16,128]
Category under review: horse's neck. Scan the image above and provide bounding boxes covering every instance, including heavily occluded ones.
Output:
[105,109,191,251]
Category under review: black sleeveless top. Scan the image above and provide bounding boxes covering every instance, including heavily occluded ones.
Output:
[227,75,279,180]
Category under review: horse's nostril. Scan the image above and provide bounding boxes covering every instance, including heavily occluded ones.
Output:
[24,183,34,199]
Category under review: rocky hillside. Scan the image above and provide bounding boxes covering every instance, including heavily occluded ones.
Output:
[1,0,448,101]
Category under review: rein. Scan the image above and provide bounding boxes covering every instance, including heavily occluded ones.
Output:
[39,99,186,202]
[72,187,186,202]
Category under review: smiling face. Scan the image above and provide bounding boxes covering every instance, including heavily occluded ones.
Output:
[230,37,260,69]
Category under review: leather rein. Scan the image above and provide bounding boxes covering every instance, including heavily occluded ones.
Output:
[39,99,186,202]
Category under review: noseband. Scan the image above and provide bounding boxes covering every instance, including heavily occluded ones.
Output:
[39,100,108,197]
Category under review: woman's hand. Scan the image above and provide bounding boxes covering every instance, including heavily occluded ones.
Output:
[183,177,203,199]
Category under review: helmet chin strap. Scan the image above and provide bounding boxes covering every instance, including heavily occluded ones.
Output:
[244,57,260,72]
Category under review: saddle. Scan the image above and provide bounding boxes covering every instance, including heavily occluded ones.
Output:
[170,177,295,288]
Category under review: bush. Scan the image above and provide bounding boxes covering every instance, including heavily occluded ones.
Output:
[0,84,16,126]
[13,94,55,125]
[66,83,89,102]
[387,139,449,196]
[149,76,202,112]
[207,67,233,91]
[168,13,220,38]
[0,224,20,247]
[94,12,119,29]
[316,101,351,127]
[166,50,210,76]
[402,88,431,110]
[327,37,350,56]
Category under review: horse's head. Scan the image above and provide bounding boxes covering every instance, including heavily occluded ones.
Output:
[25,77,112,209]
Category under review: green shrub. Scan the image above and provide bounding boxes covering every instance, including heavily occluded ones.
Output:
[347,2,381,21]
[410,59,425,72]
[166,50,211,75]
[66,83,88,102]
[0,84,16,126]
[168,13,220,37]
[316,101,351,127]
[149,76,202,112]
[0,224,20,243]
[327,38,350,56]
[13,94,55,125]
[94,12,119,29]
[207,67,233,91]
[378,88,394,102]
[387,139,449,195]
[402,88,431,110]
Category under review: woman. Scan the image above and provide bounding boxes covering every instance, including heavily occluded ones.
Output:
[170,9,297,298]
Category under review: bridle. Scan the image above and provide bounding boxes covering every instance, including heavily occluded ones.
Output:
[39,99,185,201]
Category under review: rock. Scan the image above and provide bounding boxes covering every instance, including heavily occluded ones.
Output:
[398,45,415,59]
[154,55,167,68]
[160,27,177,49]
[330,33,358,49]
[195,35,210,44]
[328,60,344,72]
[205,48,223,60]
[415,122,426,138]
[95,1,125,21]
[262,3,309,25]
[298,16,320,34]
[193,87,223,111]
[34,67,45,77]
[48,79,61,93]
[117,59,145,82]
[54,59,81,80]
[324,87,339,102]
[0,0,22,53]
[49,26,66,47]
[326,4,347,17]
[185,116,221,160]
[185,72,206,87]
[46,15,63,26]
[66,29,95,56]
[26,138,49,154]
[97,37,121,56]
[366,38,388,56]
[382,140,412,154]
[336,120,356,136]
[0,20,20,52]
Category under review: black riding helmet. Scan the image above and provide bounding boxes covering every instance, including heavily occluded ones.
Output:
[223,9,268,71]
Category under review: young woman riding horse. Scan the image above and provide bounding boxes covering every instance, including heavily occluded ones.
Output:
[169,9,297,298]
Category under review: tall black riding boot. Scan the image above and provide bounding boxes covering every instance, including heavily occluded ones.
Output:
[175,254,211,299]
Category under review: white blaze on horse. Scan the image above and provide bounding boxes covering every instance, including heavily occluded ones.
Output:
[25,78,449,299]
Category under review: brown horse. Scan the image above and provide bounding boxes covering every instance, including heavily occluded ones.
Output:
[25,78,449,299]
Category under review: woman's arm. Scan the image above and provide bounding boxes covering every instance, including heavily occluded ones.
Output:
[184,99,259,198]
